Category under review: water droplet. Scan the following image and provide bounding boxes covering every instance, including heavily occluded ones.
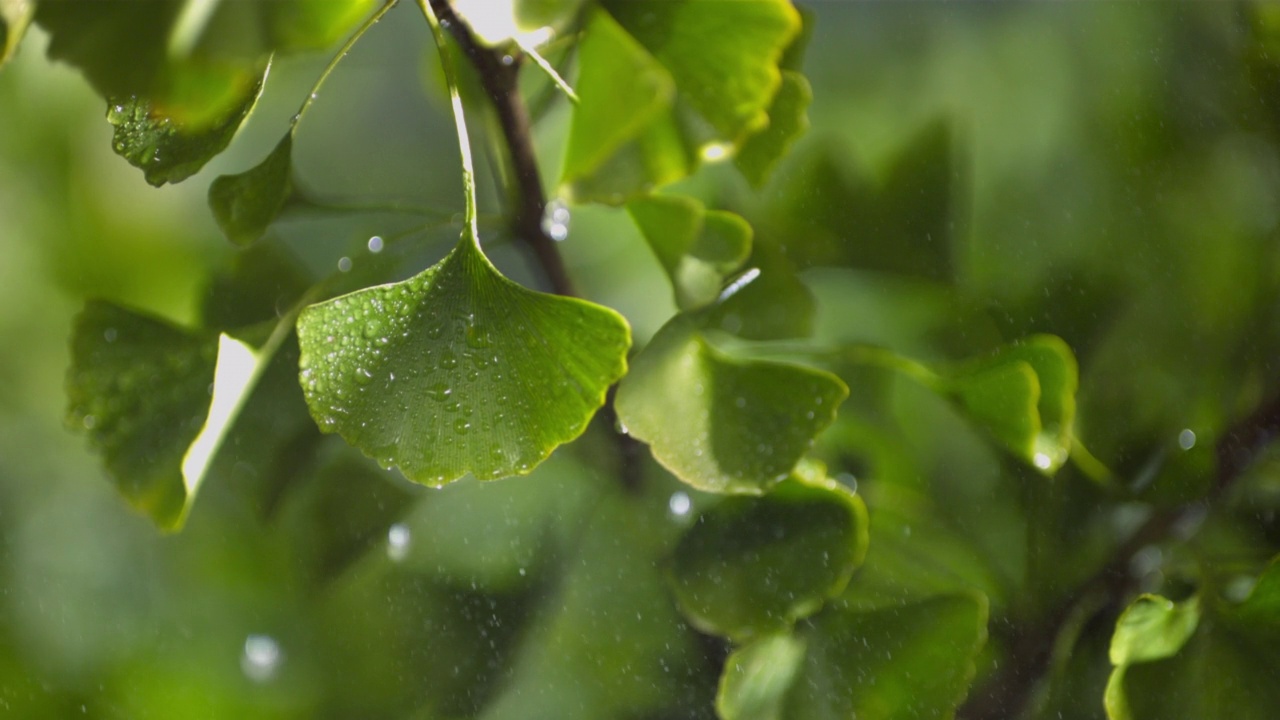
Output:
[837,472,858,494]
[454,419,471,434]
[428,383,452,401]
[542,199,571,241]
[355,367,374,385]
[368,235,384,253]
[241,634,283,683]
[1178,428,1196,451]
[82,415,97,430]
[1032,452,1052,470]
[387,523,411,561]
[103,328,118,343]
[501,54,515,66]
[337,257,352,272]
[668,491,691,517]
[440,350,458,369]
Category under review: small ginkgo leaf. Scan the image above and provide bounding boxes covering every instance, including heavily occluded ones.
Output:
[627,195,752,311]
[208,134,294,245]
[0,0,34,67]
[295,234,631,486]
[67,302,217,528]
[945,334,1078,473]
[735,70,812,188]
[616,315,847,494]
[666,472,868,640]
[717,633,808,720]
[105,66,268,187]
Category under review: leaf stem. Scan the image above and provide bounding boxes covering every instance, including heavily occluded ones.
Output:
[292,0,399,129]
[418,0,480,243]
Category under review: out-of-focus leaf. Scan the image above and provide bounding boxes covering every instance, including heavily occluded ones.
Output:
[702,236,815,340]
[201,243,311,331]
[106,68,267,186]
[262,0,376,53]
[1106,559,1280,720]
[717,633,807,720]
[666,472,868,640]
[66,302,216,529]
[0,0,34,67]
[208,134,294,244]
[770,120,958,281]
[627,195,752,310]
[944,334,1078,474]
[296,234,630,486]
[736,71,812,188]
[616,315,847,494]
[719,594,988,720]
[563,1,800,203]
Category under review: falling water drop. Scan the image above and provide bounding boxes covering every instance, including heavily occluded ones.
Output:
[241,634,283,683]
[668,491,692,517]
[387,523,411,562]
[368,235,384,253]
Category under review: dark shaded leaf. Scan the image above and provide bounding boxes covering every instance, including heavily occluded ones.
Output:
[208,134,294,244]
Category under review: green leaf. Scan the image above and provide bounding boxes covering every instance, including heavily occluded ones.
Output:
[944,334,1078,473]
[1109,594,1201,666]
[262,0,376,53]
[627,195,752,311]
[616,315,847,493]
[717,633,808,720]
[0,0,34,67]
[735,71,812,188]
[720,595,989,720]
[66,302,217,529]
[208,134,294,245]
[666,472,868,639]
[563,1,801,203]
[1106,559,1280,720]
[295,235,631,486]
[106,69,268,187]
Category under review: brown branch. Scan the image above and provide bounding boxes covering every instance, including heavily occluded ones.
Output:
[961,393,1280,720]
[428,0,645,493]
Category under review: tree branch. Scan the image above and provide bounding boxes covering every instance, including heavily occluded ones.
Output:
[428,0,645,493]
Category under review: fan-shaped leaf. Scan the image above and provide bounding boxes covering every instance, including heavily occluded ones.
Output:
[295,235,631,486]
[616,315,846,493]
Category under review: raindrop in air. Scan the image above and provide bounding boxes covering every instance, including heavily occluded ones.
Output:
[337,257,353,272]
[542,199,571,242]
[668,491,691,517]
[387,523,411,561]
[1032,452,1052,470]
[241,634,283,683]
[368,235,384,253]
[1178,428,1196,451]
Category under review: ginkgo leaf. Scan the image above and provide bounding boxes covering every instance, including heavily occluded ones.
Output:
[615,315,847,493]
[0,0,34,67]
[717,633,807,720]
[67,301,304,531]
[208,134,294,245]
[106,66,268,187]
[627,195,752,311]
[666,471,868,640]
[736,71,812,188]
[563,1,801,203]
[945,334,1078,473]
[295,234,631,486]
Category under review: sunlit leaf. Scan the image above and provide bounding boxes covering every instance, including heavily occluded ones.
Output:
[66,302,216,529]
[720,594,988,720]
[1106,559,1280,720]
[944,334,1078,473]
[666,472,868,639]
[0,0,34,67]
[208,134,294,245]
[563,0,801,202]
[295,234,631,486]
[717,633,807,720]
[736,71,812,188]
[627,195,752,310]
[616,315,847,493]
[106,69,267,187]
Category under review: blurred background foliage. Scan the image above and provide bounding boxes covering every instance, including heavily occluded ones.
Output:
[3,3,1280,719]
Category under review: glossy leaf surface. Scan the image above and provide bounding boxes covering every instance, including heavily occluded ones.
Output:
[295,236,631,486]
[667,473,868,639]
[616,315,847,493]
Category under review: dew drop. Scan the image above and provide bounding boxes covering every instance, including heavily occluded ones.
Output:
[1032,452,1053,470]
[1178,428,1196,451]
[103,328,118,343]
[355,367,374,385]
[82,415,97,430]
[454,419,471,434]
[668,491,691,517]
[241,635,283,683]
[368,235,384,253]
[337,257,352,272]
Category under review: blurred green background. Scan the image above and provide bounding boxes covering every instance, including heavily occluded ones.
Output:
[3,3,1280,719]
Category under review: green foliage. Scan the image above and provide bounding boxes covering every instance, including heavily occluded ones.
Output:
[295,233,630,485]
[7,2,1280,719]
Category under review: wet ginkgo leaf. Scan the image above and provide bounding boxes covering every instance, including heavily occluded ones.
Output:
[295,234,631,486]
[945,334,1078,473]
[208,134,294,245]
[666,472,868,640]
[616,315,846,494]
[627,195,752,311]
